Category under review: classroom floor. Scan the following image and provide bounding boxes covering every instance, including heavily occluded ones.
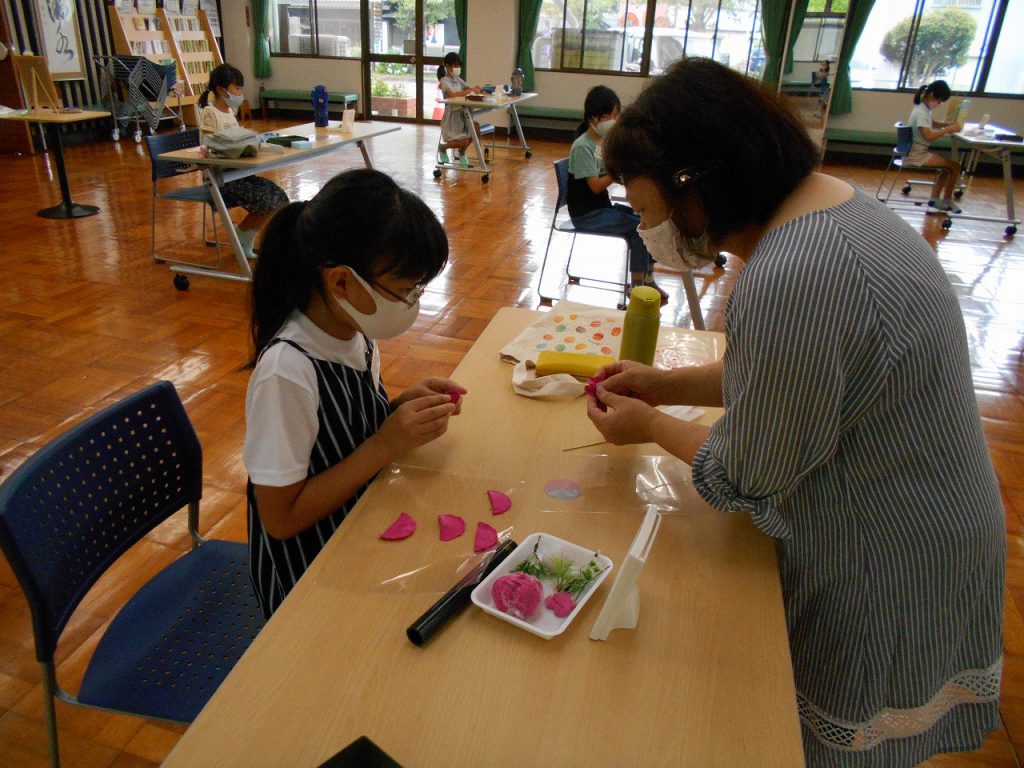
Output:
[0,121,1021,767]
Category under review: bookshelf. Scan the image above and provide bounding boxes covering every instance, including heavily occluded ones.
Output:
[159,9,223,100]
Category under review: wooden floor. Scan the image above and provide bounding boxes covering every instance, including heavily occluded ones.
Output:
[0,120,1021,767]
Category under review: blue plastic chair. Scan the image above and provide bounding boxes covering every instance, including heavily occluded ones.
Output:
[0,381,264,768]
[875,121,947,205]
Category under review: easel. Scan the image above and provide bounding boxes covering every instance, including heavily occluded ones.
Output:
[12,54,62,111]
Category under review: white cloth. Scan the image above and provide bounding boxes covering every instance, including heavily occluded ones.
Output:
[244,311,380,487]
[511,361,586,399]
[199,103,238,135]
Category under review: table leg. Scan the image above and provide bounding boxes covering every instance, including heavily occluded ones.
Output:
[507,105,532,156]
[37,122,100,219]
[358,140,373,168]
[1000,150,1016,224]
[466,107,490,174]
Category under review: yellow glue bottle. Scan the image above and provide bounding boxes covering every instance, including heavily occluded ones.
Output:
[618,286,661,366]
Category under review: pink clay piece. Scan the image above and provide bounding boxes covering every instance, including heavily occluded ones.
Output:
[438,514,465,541]
[492,572,543,620]
[486,489,512,515]
[448,390,462,405]
[473,521,498,552]
[380,512,417,540]
[544,592,576,618]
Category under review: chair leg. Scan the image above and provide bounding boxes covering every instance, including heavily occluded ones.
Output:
[537,215,560,304]
[681,271,705,330]
[41,661,61,768]
[565,233,578,281]
[151,189,162,264]
[875,156,895,201]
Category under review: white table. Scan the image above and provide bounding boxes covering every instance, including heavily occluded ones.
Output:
[434,91,536,182]
[950,122,1021,237]
[157,121,401,284]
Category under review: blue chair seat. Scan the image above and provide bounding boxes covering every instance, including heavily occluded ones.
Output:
[161,185,214,205]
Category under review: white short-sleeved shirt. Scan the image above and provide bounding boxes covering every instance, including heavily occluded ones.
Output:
[243,311,381,487]
[198,104,238,135]
[908,101,934,153]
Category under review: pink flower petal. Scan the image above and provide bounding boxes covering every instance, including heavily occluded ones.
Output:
[544,591,576,618]
[448,390,462,405]
[492,573,543,619]
[584,371,606,397]
[473,521,498,552]
[486,489,511,515]
[380,512,417,540]
[438,514,465,541]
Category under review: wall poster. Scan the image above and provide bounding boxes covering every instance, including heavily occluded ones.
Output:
[32,0,86,80]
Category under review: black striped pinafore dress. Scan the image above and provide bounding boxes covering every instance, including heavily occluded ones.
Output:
[247,338,391,618]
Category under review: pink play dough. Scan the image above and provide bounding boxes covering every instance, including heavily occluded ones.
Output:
[380,512,417,540]
[544,592,576,618]
[584,371,605,397]
[486,490,511,515]
[448,390,462,405]
[473,522,498,552]
[492,573,543,620]
[438,514,465,541]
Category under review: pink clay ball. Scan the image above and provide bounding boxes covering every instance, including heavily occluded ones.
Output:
[491,572,543,620]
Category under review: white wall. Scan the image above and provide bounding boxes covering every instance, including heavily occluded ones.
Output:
[220,3,1022,135]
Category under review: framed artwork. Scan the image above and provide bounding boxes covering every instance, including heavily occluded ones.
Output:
[32,0,85,80]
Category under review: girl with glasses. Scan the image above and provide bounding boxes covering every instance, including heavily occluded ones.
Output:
[244,168,466,617]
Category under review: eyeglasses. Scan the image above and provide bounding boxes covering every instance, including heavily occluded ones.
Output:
[370,279,427,308]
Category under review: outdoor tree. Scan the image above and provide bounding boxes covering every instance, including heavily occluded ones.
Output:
[394,0,455,37]
[685,0,749,32]
[880,7,976,87]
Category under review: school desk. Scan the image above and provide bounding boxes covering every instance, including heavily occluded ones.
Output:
[161,306,803,768]
[0,108,111,218]
[157,121,401,285]
[435,91,536,182]
[950,122,1021,237]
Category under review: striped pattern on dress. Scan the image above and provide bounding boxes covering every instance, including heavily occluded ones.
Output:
[248,338,391,618]
[691,190,1005,767]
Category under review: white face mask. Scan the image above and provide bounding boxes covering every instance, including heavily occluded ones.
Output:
[592,118,616,138]
[451,66,462,78]
[637,216,717,271]
[224,90,244,109]
[334,270,420,339]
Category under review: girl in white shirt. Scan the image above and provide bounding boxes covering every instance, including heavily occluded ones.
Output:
[907,80,963,213]
[198,64,288,257]
[244,168,465,616]
[436,52,485,166]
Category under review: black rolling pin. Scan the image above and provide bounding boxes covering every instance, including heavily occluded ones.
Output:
[406,539,517,646]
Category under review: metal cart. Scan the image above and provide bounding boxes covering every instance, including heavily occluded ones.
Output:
[94,55,184,143]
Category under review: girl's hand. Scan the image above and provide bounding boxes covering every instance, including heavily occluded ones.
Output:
[595,361,672,407]
[377,394,456,456]
[586,389,657,445]
[395,377,467,414]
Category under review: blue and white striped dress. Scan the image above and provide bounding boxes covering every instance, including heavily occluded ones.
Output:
[692,190,1005,767]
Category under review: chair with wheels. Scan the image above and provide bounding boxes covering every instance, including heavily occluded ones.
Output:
[876,122,948,206]
[144,129,240,270]
[538,158,706,328]
[0,380,265,768]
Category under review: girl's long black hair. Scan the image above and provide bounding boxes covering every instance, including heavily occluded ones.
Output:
[914,80,951,105]
[199,63,244,108]
[251,168,448,357]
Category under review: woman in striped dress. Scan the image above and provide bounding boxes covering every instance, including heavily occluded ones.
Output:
[243,169,466,617]
[586,58,1004,767]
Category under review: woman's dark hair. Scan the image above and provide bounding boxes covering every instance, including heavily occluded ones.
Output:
[603,57,818,239]
[199,63,244,108]
[575,85,620,138]
[437,52,462,81]
[251,168,448,356]
[913,80,951,105]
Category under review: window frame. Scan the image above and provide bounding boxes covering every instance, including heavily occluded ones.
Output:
[269,0,362,60]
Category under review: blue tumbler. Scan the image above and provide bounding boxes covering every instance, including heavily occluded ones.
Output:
[312,85,329,127]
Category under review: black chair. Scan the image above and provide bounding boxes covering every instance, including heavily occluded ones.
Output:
[538,158,707,327]
[144,129,239,269]
[0,380,265,768]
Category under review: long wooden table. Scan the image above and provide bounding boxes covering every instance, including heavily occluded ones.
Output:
[161,307,802,768]
[157,121,400,285]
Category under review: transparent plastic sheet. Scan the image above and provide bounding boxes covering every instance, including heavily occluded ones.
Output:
[311,454,699,598]
[654,328,724,370]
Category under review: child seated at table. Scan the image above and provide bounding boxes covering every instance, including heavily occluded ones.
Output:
[436,52,485,166]
[244,168,466,617]
[907,79,963,214]
[198,63,288,258]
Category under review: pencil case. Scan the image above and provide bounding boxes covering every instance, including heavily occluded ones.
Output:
[265,135,311,147]
[534,351,614,379]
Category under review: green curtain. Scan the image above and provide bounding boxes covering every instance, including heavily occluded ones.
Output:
[252,0,271,78]
[830,0,874,115]
[517,0,543,91]
[761,0,810,86]
[454,0,467,73]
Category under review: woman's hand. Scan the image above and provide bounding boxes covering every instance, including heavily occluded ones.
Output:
[595,360,674,407]
[394,377,466,414]
[586,389,658,445]
[376,394,456,456]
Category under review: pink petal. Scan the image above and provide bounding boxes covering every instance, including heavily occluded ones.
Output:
[438,514,465,541]
[584,371,606,397]
[544,592,576,618]
[487,489,511,515]
[380,512,417,540]
[448,390,462,405]
[473,521,498,552]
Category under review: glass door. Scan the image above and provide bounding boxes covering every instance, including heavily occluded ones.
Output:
[362,0,462,122]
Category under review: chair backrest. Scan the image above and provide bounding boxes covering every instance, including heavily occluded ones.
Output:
[894,122,915,157]
[0,380,202,662]
[145,128,202,183]
[553,158,570,215]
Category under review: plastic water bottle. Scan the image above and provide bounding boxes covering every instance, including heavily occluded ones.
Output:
[312,85,329,128]
[618,286,662,366]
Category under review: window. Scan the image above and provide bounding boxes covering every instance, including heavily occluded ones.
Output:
[850,0,1023,95]
[270,0,361,58]
[533,0,766,77]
